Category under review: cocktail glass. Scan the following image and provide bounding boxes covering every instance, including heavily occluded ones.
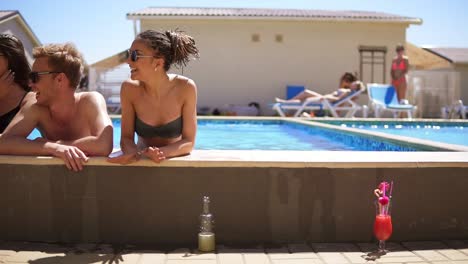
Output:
[374,199,392,253]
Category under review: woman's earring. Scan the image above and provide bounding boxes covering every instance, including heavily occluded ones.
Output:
[154,67,158,72]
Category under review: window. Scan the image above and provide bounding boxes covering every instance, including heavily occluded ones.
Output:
[275,34,283,43]
[359,46,387,84]
[251,34,260,42]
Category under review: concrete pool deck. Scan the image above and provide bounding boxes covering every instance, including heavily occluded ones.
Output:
[1,240,468,263]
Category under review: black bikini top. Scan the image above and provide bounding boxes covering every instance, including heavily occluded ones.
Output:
[135,116,183,138]
[0,92,27,133]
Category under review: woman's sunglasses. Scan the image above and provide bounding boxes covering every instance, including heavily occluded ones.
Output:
[126,50,157,62]
[29,71,61,83]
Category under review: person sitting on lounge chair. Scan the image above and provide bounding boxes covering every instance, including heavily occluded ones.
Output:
[275,72,359,103]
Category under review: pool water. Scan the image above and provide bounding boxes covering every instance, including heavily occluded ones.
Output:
[27,119,418,151]
[326,122,468,147]
[196,121,357,150]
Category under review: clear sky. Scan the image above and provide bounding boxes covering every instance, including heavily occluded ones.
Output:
[2,0,467,64]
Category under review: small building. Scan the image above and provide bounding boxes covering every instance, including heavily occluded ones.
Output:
[423,47,468,104]
[0,10,41,63]
[126,7,421,115]
[91,7,422,115]
[406,42,451,70]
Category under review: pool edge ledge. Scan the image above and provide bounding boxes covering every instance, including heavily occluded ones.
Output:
[1,150,467,168]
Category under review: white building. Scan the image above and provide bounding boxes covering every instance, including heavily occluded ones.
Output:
[92,7,422,115]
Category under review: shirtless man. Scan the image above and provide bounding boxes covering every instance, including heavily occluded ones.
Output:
[0,43,113,171]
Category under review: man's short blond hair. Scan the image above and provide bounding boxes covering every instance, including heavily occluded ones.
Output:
[33,43,84,89]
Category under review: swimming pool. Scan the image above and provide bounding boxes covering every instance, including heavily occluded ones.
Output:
[317,120,468,147]
[28,117,445,151]
[194,119,416,151]
[9,116,468,245]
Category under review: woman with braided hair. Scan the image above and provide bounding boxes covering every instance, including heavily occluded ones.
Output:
[108,29,199,164]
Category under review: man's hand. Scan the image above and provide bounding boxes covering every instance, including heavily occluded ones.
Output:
[143,147,166,163]
[51,144,89,172]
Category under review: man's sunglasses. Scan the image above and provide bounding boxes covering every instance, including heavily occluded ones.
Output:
[126,50,157,62]
[29,71,62,83]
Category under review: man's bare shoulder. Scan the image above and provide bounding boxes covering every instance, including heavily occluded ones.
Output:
[11,93,47,123]
[22,93,46,113]
[22,92,37,107]
[79,91,105,100]
[77,92,107,109]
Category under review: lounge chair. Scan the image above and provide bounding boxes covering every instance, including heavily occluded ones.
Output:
[106,96,121,114]
[367,83,416,118]
[441,100,467,119]
[272,84,367,118]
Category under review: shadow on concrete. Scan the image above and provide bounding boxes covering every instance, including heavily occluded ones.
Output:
[28,253,121,264]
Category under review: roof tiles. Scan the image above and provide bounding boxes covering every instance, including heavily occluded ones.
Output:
[127,7,421,24]
[423,47,468,64]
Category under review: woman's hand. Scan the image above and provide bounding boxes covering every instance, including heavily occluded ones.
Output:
[143,146,166,163]
[107,150,141,165]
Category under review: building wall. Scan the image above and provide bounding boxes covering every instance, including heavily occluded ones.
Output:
[455,64,468,104]
[0,17,36,64]
[140,19,407,115]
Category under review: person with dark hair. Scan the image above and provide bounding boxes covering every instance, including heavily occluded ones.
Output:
[0,34,32,133]
[275,72,361,103]
[108,29,199,164]
[0,43,113,171]
[391,44,409,103]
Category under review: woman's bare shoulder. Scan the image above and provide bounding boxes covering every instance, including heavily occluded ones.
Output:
[120,79,142,96]
[171,75,196,96]
[122,79,140,89]
[75,92,107,111]
[79,91,105,100]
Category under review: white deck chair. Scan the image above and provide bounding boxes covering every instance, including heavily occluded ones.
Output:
[367,83,416,118]
[441,100,467,119]
[106,96,121,114]
[272,85,367,118]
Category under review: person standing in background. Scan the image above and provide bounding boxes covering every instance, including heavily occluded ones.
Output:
[391,44,409,103]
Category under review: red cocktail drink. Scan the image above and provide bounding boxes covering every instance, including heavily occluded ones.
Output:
[374,214,392,241]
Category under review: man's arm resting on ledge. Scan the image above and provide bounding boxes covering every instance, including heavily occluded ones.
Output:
[57,124,113,156]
